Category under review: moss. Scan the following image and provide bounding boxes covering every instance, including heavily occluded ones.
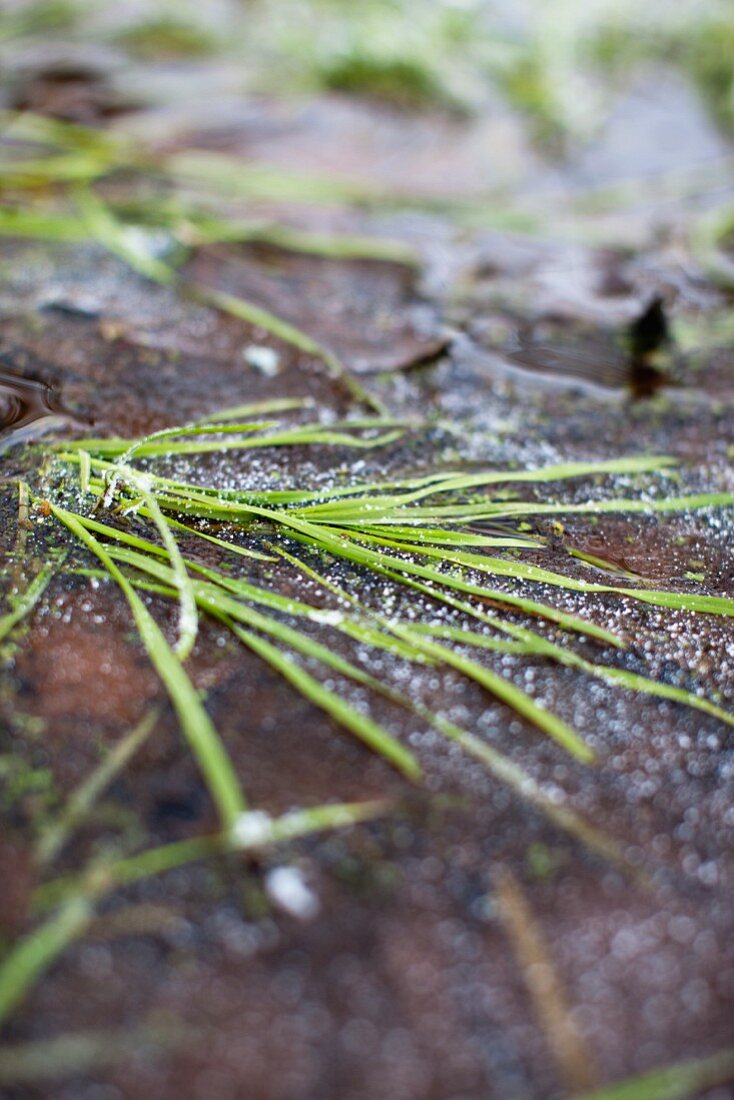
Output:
[0,0,77,43]
[318,52,462,112]
[685,19,734,132]
[114,18,220,61]
[525,842,564,881]
[588,14,734,135]
[494,52,566,155]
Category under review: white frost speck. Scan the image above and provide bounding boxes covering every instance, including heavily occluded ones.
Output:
[265,866,320,921]
[243,345,280,376]
[230,810,273,847]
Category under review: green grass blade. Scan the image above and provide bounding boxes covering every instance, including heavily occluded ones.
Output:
[0,565,55,644]
[50,505,246,829]
[573,1049,734,1100]
[202,398,314,421]
[61,427,403,458]
[295,456,677,517]
[113,470,198,659]
[186,282,383,413]
[35,801,391,913]
[74,186,174,285]
[577,661,734,727]
[418,622,734,730]
[35,709,159,868]
[162,516,275,562]
[411,705,625,869]
[0,206,88,241]
[391,626,595,763]
[186,212,419,265]
[0,892,93,1027]
[88,541,423,780]
[0,1021,186,1085]
[232,626,421,780]
[270,545,629,868]
[474,492,734,522]
[345,523,541,548]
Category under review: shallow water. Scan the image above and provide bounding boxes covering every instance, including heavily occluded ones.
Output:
[0,367,84,451]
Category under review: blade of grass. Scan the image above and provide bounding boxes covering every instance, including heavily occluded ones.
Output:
[0,890,94,1027]
[268,544,631,869]
[0,1020,186,1085]
[201,398,314,421]
[185,282,384,413]
[111,799,392,892]
[35,708,160,868]
[344,523,542,548]
[64,425,404,458]
[389,625,595,762]
[49,504,246,829]
[572,1049,734,1100]
[95,544,422,779]
[110,468,198,659]
[495,866,598,1093]
[74,186,174,285]
[163,516,275,563]
[412,622,734,729]
[183,212,419,266]
[34,800,391,915]
[0,564,56,644]
[232,625,421,780]
[0,205,88,241]
[257,543,593,760]
[305,489,734,526]
[294,456,677,516]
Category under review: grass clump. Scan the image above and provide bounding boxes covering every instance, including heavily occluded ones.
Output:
[29,405,734,827]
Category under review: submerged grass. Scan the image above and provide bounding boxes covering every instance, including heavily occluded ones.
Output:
[0,1020,186,1086]
[0,799,389,1028]
[35,708,160,869]
[0,563,56,644]
[0,890,93,1027]
[573,1048,734,1100]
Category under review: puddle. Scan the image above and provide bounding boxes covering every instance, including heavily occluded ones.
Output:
[466,297,674,399]
[0,367,86,450]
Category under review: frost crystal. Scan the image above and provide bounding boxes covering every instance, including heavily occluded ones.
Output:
[265,866,320,921]
[230,810,274,848]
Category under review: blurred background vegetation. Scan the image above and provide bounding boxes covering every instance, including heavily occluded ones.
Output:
[1,0,733,155]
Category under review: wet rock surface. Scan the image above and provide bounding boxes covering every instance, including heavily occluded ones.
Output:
[2,25,734,1100]
[2,232,734,1098]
